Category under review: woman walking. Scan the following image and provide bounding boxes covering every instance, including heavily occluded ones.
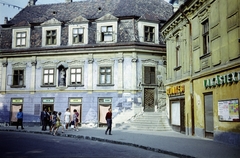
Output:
[52,112,63,136]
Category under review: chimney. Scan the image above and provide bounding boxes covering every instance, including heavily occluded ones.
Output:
[4,17,8,24]
[28,0,37,6]
[66,0,73,2]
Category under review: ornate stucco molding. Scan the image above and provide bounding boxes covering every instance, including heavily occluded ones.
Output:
[96,59,114,65]
[12,62,27,68]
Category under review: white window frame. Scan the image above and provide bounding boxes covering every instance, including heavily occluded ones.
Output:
[12,28,30,48]
[42,68,55,86]
[42,26,61,47]
[69,67,83,86]
[68,24,88,45]
[98,66,113,85]
[96,21,117,43]
[138,21,159,44]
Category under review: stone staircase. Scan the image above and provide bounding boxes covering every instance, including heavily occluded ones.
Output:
[118,112,172,131]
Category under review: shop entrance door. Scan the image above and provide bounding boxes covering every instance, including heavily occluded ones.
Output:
[204,93,213,138]
[99,104,111,127]
[11,104,22,126]
[144,88,155,112]
[69,105,81,126]
[180,100,185,133]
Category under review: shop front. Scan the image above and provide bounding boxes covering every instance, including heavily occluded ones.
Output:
[193,69,240,146]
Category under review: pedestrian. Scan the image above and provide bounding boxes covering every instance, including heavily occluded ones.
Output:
[16,109,24,130]
[47,111,52,132]
[51,111,57,134]
[64,108,71,130]
[73,109,79,131]
[52,112,63,136]
[105,108,112,135]
[40,108,47,131]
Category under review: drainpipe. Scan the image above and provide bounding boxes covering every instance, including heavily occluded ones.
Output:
[179,6,194,135]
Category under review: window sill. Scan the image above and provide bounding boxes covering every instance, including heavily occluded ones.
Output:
[10,85,26,88]
[142,84,158,86]
[200,52,211,60]
[40,85,56,87]
[68,85,84,87]
[97,84,114,86]
[174,66,181,71]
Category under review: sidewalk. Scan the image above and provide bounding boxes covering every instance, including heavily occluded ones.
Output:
[0,126,239,158]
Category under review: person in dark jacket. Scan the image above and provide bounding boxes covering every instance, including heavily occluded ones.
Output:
[41,108,47,131]
[105,108,112,135]
[16,109,24,129]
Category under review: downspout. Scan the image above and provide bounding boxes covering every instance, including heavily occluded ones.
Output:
[179,6,194,135]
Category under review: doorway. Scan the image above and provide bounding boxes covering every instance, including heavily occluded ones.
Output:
[143,88,155,112]
[69,105,81,126]
[10,98,23,126]
[204,93,213,138]
[98,98,112,127]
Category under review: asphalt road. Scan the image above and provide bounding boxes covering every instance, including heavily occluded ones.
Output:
[0,131,177,158]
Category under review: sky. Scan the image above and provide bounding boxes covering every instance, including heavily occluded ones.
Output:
[0,0,170,24]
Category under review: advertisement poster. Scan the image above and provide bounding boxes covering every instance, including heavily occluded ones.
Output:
[218,99,239,121]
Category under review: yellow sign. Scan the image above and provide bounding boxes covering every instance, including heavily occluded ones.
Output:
[70,99,82,103]
[167,85,185,95]
[12,99,23,103]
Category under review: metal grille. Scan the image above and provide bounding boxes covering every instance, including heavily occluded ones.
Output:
[144,88,155,112]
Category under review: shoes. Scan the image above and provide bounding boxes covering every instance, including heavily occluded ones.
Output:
[109,133,112,135]
[21,128,24,129]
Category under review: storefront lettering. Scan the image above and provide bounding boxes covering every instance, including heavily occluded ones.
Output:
[167,85,185,95]
[204,71,240,88]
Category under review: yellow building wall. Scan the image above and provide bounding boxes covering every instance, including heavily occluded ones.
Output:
[193,68,240,133]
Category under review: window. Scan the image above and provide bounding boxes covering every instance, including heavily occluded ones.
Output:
[203,20,209,54]
[144,26,155,42]
[99,67,112,84]
[43,69,54,85]
[144,66,155,84]
[101,26,113,42]
[13,70,24,86]
[70,68,82,85]
[16,32,26,47]
[176,36,180,67]
[73,28,84,43]
[46,30,57,45]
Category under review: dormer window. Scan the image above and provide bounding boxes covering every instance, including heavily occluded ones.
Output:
[73,28,84,43]
[101,26,113,42]
[46,30,57,45]
[144,26,155,42]
[16,32,26,47]
[96,14,118,43]
[12,28,30,48]
[138,21,159,44]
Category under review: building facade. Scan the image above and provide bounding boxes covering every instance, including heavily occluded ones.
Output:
[161,0,240,146]
[0,0,173,128]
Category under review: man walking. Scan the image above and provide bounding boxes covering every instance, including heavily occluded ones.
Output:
[16,109,24,129]
[105,108,112,135]
[41,108,47,131]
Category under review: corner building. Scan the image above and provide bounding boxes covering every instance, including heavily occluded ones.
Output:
[0,0,173,128]
[161,0,240,146]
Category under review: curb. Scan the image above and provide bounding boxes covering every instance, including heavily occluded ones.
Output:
[0,128,194,158]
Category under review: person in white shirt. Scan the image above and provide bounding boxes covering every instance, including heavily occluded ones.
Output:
[64,108,71,130]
